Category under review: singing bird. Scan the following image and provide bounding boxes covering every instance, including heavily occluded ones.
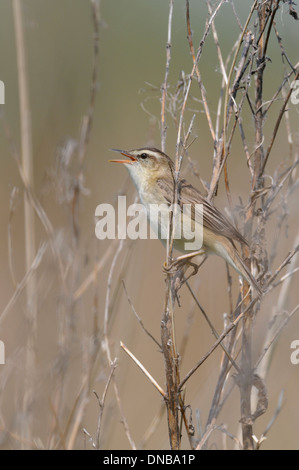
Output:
[110,147,262,296]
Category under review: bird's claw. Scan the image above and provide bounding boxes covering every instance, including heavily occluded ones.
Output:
[162,258,199,277]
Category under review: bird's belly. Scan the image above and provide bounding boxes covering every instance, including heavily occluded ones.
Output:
[141,197,204,252]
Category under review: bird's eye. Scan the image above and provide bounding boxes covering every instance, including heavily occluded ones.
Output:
[139,153,148,160]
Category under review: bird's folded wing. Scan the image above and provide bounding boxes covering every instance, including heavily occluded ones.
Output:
[156,177,248,246]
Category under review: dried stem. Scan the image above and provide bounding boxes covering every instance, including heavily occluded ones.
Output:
[161,0,174,152]
[94,360,117,449]
[103,240,136,449]
[120,342,166,398]
[13,0,36,447]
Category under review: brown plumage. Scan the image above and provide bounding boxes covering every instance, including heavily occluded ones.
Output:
[110,147,262,296]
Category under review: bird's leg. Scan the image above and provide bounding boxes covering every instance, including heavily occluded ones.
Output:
[163,250,206,274]
[163,252,207,286]
[163,255,207,301]
[184,255,207,282]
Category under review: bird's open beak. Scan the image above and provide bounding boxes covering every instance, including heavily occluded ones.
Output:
[109,149,137,164]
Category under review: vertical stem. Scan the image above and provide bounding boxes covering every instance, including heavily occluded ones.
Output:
[161,279,180,450]
[13,0,36,319]
[160,0,181,450]
[239,307,254,449]
[239,0,267,450]
[253,2,266,191]
[13,0,36,447]
[161,0,174,152]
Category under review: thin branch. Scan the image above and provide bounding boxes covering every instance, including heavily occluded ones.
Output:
[186,0,215,142]
[13,0,36,446]
[120,342,166,398]
[73,239,118,300]
[223,0,258,158]
[161,0,174,152]
[0,243,47,326]
[77,0,101,167]
[103,239,136,450]
[185,280,240,373]
[260,67,299,175]
[179,307,247,391]
[8,187,19,288]
[122,281,162,349]
[94,359,117,449]
[177,0,225,159]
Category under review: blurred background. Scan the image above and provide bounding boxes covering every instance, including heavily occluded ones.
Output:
[0,0,298,449]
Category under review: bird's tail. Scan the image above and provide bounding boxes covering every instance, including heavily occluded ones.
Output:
[234,251,262,297]
[215,238,263,297]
